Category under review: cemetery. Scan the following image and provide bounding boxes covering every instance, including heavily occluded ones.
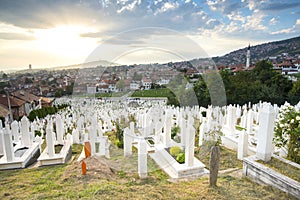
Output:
[0,97,299,199]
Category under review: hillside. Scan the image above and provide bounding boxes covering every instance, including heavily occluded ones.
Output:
[53,60,120,70]
[212,36,300,66]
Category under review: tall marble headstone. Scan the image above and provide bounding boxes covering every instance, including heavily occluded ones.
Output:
[256,104,275,162]
[21,116,31,147]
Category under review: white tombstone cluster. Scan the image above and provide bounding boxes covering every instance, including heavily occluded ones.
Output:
[0,116,42,170]
[122,103,209,178]
[198,102,281,162]
[0,96,296,181]
[37,114,73,166]
[54,97,291,178]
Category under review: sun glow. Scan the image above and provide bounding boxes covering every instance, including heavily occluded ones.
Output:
[34,25,98,59]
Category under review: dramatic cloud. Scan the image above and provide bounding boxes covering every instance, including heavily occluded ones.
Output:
[0,32,35,40]
[0,0,299,69]
[207,0,244,14]
[259,1,300,11]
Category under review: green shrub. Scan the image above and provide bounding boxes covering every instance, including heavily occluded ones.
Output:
[34,130,42,137]
[116,139,123,149]
[28,104,67,122]
[274,104,300,164]
[176,153,185,164]
[170,146,181,156]
[115,123,124,148]
[171,126,180,139]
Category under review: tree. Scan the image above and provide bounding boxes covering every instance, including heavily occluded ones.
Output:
[195,60,297,106]
[2,73,7,79]
[54,88,64,97]
[289,79,300,105]
[252,60,274,74]
[116,79,125,91]
[132,72,142,81]
[267,74,293,104]
[25,77,33,84]
[65,82,74,95]
[194,76,210,107]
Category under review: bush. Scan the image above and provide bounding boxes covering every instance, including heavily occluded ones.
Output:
[115,123,124,149]
[171,126,180,139]
[28,104,66,122]
[116,139,123,149]
[55,103,70,110]
[170,146,181,156]
[34,130,42,137]
[274,104,300,164]
[176,153,185,164]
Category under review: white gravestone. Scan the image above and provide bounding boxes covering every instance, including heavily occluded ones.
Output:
[46,126,55,158]
[72,129,79,144]
[0,129,4,155]
[11,121,20,143]
[256,104,275,162]
[88,126,96,156]
[99,137,106,156]
[163,113,172,147]
[185,125,195,167]
[238,130,248,160]
[124,128,133,157]
[21,116,31,147]
[199,121,207,146]
[3,129,14,162]
[138,139,147,179]
[246,110,253,135]
[55,115,64,145]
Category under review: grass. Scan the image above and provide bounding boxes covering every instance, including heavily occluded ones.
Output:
[257,157,300,183]
[195,141,243,170]
[0,143,297,199]
[54,145,63,154]
[131,88,173,98]
[71,144,83,154]
[104,131,118,146]
[95,91,128,98]
[0,165,296,199]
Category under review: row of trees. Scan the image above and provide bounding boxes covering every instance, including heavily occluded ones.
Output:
[220,60,298,106]
[54,83,74,97]
[168,60,300,107]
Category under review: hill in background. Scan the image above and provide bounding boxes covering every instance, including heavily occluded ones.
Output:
[212,36,300,66]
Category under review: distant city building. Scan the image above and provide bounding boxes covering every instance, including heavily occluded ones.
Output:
[157,78,170,86]
[130,81,140,90]
[29,64,32,70]
[141,77,152,90]
[87,86,96,94]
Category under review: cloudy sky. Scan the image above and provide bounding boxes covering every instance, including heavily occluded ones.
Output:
[0,0,299,71]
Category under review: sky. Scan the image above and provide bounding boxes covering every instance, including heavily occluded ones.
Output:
[0,0,299,72]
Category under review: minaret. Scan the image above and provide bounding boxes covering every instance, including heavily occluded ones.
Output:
[246,44,250,69]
